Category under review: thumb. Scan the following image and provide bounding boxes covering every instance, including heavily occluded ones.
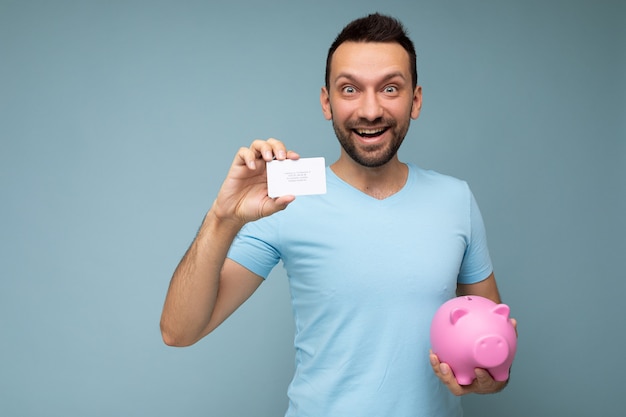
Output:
[258,195,296,218]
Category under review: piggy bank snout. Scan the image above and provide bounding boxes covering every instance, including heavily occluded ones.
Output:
[473,334,509,368]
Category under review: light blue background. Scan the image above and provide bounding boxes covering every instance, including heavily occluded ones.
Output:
[1,1,624,416]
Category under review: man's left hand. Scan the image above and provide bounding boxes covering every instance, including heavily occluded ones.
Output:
[429,352,509,396]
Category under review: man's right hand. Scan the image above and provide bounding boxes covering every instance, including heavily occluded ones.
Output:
[212,138,300,225]
[160,138,299,347]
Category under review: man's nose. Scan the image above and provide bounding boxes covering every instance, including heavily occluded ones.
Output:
[357,92,384,121]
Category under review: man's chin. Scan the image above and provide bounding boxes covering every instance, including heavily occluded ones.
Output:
[348,148,398,168]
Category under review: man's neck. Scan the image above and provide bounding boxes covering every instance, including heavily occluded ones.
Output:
[330,155,409,200]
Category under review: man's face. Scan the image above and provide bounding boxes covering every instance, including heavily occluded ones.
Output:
[321,42,422,168]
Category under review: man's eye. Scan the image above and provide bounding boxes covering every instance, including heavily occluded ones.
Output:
[384,86,398,93]
[342,86,356,94]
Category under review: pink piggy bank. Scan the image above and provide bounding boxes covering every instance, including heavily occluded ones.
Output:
[430,295,517,385]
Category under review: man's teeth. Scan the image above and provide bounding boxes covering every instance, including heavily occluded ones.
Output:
[356,128,386,136]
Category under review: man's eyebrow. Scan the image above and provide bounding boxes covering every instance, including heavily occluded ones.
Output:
[333,71,408,84]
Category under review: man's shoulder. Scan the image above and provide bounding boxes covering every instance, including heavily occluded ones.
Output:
[408,163,469,191]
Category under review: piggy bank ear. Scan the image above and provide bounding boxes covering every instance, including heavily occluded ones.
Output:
[491,304,510,319]
[450,308,468,325]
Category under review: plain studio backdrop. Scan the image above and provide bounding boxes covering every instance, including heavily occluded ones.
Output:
[1,1,624,416]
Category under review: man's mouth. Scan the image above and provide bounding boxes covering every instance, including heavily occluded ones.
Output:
[354,127,389,138]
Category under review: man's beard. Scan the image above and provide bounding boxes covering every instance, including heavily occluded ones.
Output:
[332,116,410,168]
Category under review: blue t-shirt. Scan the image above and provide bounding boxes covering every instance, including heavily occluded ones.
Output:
[227,163,493,417]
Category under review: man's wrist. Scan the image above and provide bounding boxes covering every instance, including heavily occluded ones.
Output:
[205,201,246,234]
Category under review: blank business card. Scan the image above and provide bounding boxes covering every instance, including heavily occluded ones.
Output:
[266,157,327,198]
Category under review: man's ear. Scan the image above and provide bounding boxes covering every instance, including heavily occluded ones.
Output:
[411,85,422,120]
[320,86,332,120]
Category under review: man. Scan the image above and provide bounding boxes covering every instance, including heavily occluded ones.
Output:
[161,13,512,416]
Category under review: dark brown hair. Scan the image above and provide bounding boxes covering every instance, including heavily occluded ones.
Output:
[325,13,418,89]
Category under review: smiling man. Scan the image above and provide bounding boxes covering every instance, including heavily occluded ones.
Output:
[321,39,421,198]
[161,13,511,417]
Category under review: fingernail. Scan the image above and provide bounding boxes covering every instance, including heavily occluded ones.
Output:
[264,150,273,160]
[277,150,286,159]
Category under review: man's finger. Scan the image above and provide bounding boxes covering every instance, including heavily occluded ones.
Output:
[474,368,492,386]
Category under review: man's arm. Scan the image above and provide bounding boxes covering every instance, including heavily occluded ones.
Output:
[430,272,517,396]
[160,210,262,347]
[456,272,501,303]
[160,139,298,347]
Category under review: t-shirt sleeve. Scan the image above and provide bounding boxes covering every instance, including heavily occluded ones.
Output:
[457,190,493,284]
[226,216,281,279]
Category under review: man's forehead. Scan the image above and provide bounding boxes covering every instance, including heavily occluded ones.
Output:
[332,41,409,59]
[329,41,411,80]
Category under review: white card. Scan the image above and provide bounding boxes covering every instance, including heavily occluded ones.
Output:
[266,157,327,198]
